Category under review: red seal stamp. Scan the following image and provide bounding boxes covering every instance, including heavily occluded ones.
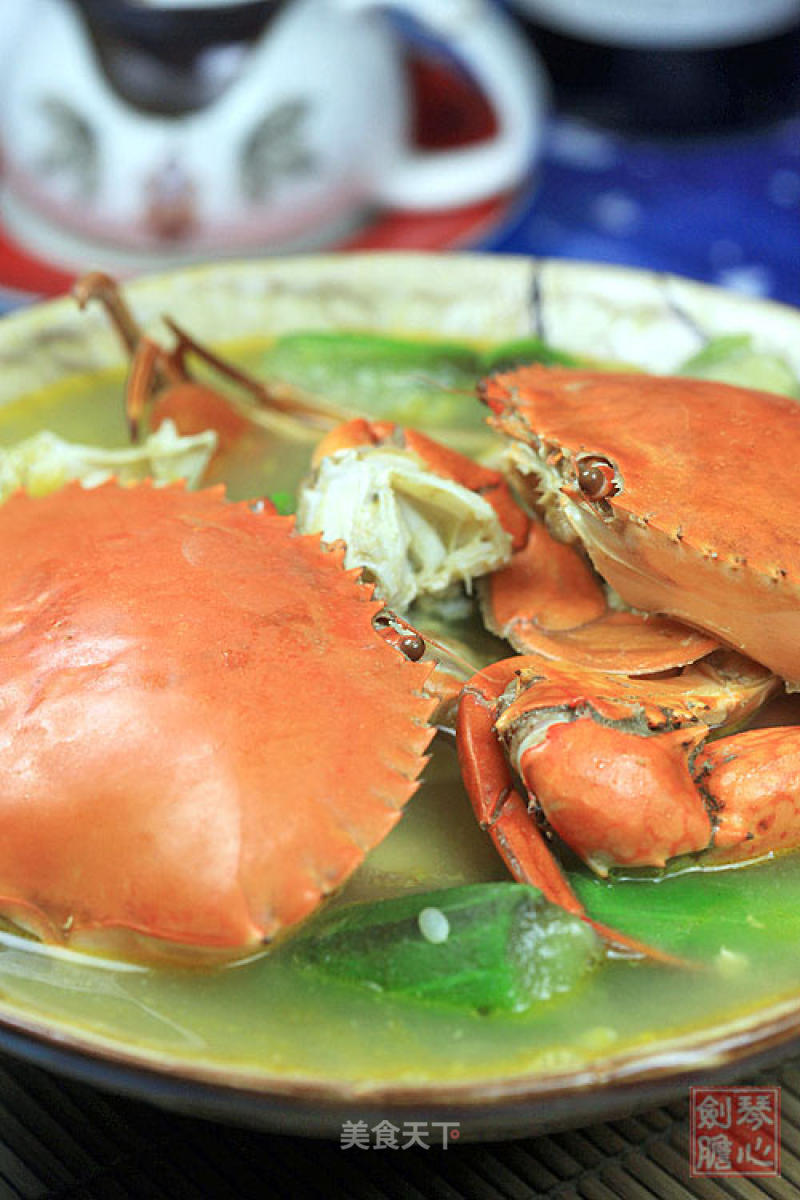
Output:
[690,1087,780,1177]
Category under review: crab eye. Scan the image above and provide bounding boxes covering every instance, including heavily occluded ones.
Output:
[576,455,618,501]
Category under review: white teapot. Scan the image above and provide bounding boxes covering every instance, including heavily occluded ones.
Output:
[0,0,547,266]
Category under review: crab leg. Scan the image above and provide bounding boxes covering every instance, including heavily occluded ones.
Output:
[73,271,143,356]
[481,521,719,673]
[125,336,172,442]
[120,333,254,457]
[458,659,585,915]
[162,317,346,426]
[73,272,343,452]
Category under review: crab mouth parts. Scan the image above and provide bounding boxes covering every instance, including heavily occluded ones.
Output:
[504,438,622,544]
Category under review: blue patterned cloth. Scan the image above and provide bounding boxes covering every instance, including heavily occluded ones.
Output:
[488,113,800,309]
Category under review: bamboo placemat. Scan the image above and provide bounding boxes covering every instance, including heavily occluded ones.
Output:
[0,1050,797,1199]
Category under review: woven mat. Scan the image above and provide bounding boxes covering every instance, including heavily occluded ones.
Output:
[0,1051,797,1199]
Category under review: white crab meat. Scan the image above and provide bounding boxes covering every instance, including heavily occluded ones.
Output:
[296,445,512,611]
[0,420,217,501]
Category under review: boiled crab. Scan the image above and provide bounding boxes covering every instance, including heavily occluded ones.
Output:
[483,365,800,685]
[0,481,435,958]
[462,365,800,916]
[297,365,800,927]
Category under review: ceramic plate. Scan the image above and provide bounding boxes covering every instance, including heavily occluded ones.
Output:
[1,253,800,1142]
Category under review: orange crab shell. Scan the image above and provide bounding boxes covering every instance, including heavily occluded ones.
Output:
[483,366,800,686]
[0,481,436,956]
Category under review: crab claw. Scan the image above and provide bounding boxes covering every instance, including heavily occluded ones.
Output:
[456,650,781,961]
[520,720,711,875]
[698,727,800,863]
[522,712,800,874]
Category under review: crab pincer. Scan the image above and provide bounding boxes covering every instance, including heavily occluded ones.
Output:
[455,650,794,949]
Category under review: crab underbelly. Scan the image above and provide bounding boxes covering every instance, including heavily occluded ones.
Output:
[568,506,800,687]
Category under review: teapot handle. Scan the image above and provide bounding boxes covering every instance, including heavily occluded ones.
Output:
[339,0,548,209]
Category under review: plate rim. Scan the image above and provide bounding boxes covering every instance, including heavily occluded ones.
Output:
[1,991,799,1140]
